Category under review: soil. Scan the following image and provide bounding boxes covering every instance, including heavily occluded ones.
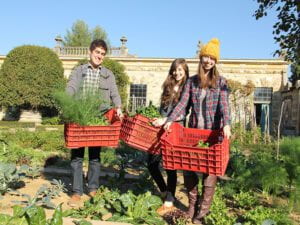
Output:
[0,168,192,225]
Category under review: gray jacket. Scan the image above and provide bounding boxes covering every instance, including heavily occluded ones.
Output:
[66,64,122,111]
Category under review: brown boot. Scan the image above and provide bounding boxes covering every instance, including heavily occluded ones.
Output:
[192,175,217,224]
[67,194,81,207]
[183,172,199,219]
[88,191,97,198]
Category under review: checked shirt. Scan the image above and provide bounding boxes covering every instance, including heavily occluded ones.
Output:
[167,75,230,129]
[82,64,102,95]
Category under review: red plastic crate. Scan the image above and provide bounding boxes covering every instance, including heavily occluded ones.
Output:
[120,114,165,154]
[64,109,121,148]
[160,123,229,176]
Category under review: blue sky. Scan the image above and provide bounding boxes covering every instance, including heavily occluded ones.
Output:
[0,0,279,59]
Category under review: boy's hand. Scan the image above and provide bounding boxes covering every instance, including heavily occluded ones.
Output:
[116,108,123,119]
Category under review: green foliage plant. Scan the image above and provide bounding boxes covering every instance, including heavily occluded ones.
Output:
[42,116,62,125]
[254,0,299,63]
[64,186,164,225]
[102,58,129,107]
[53,90,108,126]
[0,163,23,195]
[0,130,67,166]
[280,137,300,211]
[227,142,289,196]
[242,206,293,225]
[5,203,64,225]
[254,0,299,84]
[12,180,66,209]
[0,45,65,110]
[135,101,161,119]
[74,58,130,107]
[197,140,210,148]
[204,187,237,225]
[233,191,259,209]
[19,165,41,179]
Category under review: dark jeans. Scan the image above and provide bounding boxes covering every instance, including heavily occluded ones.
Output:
[70,147,101,195]
[147,153,177,202]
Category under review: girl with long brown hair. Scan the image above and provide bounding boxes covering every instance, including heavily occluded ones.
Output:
[149,58,189,215]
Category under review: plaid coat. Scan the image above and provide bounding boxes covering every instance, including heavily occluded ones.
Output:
[167,74,230,129]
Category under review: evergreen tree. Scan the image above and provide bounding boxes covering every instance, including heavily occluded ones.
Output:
[63,20,110,48]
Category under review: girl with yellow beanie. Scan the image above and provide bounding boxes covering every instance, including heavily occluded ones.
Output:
[163,38,231,224]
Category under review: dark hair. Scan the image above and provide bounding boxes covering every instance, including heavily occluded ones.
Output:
[161,58,189,107]
[89,39,108,52]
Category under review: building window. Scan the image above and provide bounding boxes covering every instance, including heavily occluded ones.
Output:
[129,84,147,112]
[254,87,273,103]
[253,87,273,134]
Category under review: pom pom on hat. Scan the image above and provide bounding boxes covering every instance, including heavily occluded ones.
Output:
[200,38,220,61]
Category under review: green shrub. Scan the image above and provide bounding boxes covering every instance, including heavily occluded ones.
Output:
[0,45,66,109]
[1,129,66,153]
[280,137,300,211]
[0,129,67,166]
[233,191,259,209]
[242,206,293,225]
[227,144,289,195]
[41,116,62,125]
[102,58,129,107]
[205,187,237,225]
[101,147,118,167]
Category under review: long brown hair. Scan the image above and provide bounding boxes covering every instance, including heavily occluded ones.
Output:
[197,58,220,89]
[161,58,189,107]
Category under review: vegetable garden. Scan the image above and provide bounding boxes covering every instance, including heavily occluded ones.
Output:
[0,109,299,225]
[0,45,299,225]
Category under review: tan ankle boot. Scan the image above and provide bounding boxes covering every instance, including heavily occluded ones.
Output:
[67,194,81,207]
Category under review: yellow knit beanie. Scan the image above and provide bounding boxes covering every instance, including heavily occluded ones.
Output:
[200,38,220,61]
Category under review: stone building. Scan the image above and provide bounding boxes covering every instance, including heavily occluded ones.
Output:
[280,81,300,135]
[0,37,290,133]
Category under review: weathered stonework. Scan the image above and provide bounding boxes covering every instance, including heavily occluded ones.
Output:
[0,55,288,132]
[281,87,300,135]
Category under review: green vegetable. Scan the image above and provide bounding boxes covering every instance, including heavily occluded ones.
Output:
[67,186,164,225]
[47,204,63,225]
[135,101,160,119]
[53,90,108,126]
[197,140,210,148]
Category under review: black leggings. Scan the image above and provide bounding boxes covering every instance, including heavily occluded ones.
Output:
[147,153,177,198]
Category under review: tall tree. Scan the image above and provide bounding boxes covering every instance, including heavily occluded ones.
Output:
[254,0,300,83]
[63,20,91,47]
[63,20,110,48]
[92,25,111,51]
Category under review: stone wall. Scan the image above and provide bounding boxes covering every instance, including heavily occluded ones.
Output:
[281,88,300,135]
[0,55,289,131]
[57,56,288,104]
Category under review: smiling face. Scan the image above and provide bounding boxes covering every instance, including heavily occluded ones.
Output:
[89,47,106,68]
[173,64,186,82]
[201,55,216,71]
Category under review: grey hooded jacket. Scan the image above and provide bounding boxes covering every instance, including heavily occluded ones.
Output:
[66,64,122,111]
